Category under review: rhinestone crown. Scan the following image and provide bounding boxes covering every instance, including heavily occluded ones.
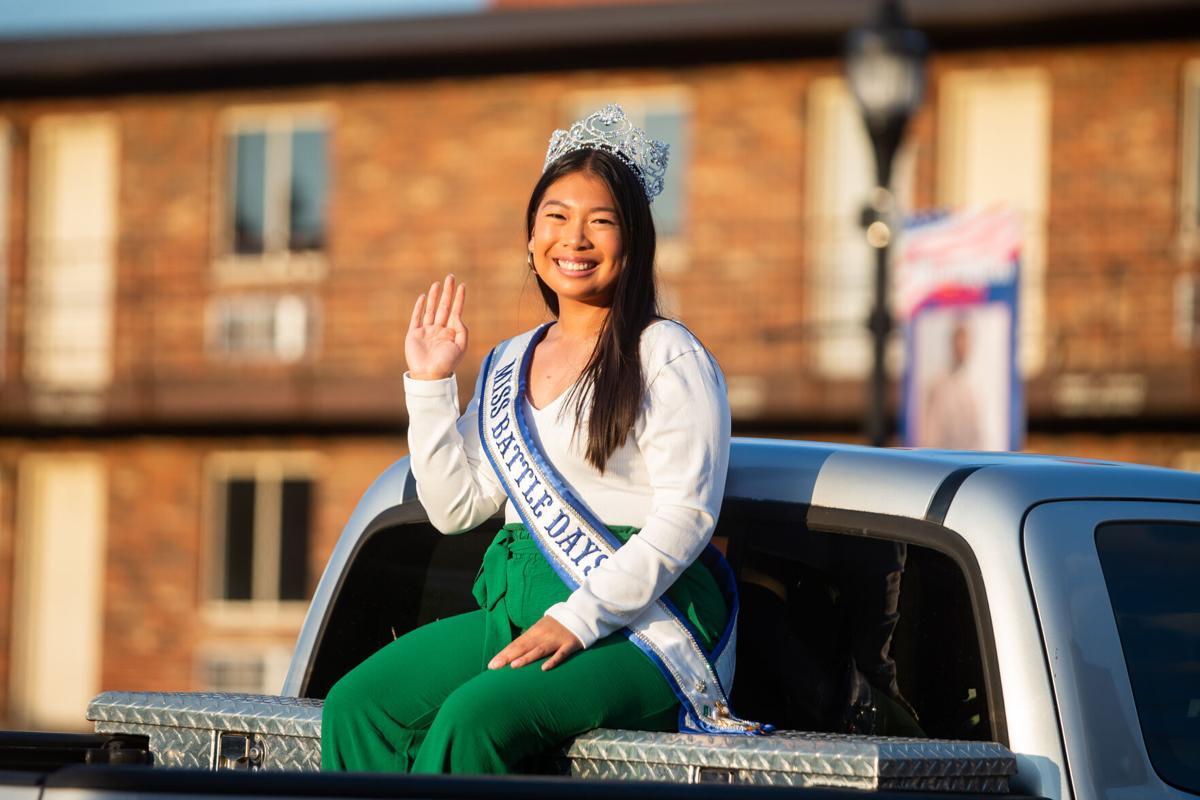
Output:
[543,104,669,203]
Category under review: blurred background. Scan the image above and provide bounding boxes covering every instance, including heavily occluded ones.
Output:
[0,0,1197,729]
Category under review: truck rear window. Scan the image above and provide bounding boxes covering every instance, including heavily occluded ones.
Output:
[1095,521,1200,795]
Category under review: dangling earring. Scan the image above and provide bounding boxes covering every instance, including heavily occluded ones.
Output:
[527,252,535,270]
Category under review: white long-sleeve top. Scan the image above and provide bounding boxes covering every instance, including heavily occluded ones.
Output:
[403,319,732,649]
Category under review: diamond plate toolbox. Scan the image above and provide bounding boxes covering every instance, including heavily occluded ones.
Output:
[89,692,1015,791]
[88,692,322,772]
[543,728,1017,793]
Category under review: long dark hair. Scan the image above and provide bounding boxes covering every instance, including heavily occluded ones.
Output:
[525,148,660,473]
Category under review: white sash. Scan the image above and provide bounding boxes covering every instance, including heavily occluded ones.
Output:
[478,324,766,735]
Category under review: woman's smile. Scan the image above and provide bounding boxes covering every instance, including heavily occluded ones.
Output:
[555,257,599,274]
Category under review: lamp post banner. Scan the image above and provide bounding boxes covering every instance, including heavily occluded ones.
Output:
[897,207,1024,452]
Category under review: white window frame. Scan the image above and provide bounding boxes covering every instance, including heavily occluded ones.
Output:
[1180,60,1200,253]
[0,119,10,382]
[806,76,917,379]
[11,453,107,729]
[938,67,1051,377]
[26,113,118,392]
[1176,272,1200,347]
[214,104,333,285]
[203,451,320,627]
[204,292,321,363]
[563,88,691,278]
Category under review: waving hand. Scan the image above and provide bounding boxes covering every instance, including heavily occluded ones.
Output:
[406,274,468,380]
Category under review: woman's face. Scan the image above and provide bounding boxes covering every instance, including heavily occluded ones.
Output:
[528,170,624,309]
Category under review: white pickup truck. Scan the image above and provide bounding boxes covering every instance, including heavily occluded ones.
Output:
[2,439,1197,800]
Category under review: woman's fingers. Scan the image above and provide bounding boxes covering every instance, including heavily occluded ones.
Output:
[449,282,466,326]
[406,276,465,378]
[487,618,580,671]
[433,275,455,327]
[408,293,425,332]
[488,646,512,670]
[508,644,551,670]
[449,284,468,346]
[423,281,440,327]
[413,276,465,334]
[541,643,573,671]
[488,631,541,670]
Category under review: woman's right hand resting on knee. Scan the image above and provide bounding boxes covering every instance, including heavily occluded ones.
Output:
[406,274,468,381]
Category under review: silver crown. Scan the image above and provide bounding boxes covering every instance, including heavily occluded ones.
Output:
[543,104,670,203]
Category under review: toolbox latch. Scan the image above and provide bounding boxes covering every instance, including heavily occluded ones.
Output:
[692,765,736,784]
[217,733,265,770]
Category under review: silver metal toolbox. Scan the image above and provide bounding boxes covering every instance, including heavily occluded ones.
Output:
[545,728,1017,793]
[90,691,1016,792]
[88,692,322,772]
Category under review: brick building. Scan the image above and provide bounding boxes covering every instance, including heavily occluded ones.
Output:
[0,0,1197,728]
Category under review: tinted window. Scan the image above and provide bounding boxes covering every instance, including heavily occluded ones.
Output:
[222,479,256,601]
[279,478,312,601]
[226,121,328,257]
[724,501,994,741]
[214,471,314,603]
[1096,521,1200,794]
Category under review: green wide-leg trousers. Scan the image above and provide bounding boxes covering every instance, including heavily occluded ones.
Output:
[321,523,727,775]
[320,608,681,774]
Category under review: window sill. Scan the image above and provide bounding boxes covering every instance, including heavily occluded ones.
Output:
[212,252,328,285]
[202,600,309,630]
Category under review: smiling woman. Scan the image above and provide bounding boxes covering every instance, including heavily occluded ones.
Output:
[524,148,658,471]
[321,105,755,777]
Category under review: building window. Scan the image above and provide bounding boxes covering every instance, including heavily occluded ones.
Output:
[806,77,915,378]
[1181,60,1200,248]
[208,456,316,605]
[26,114,118,392]
[205,293,319,363]
[198,646,293,694]
[1176,273,1200,347]
[565,90,690,241]
[0,119,10,382]
[939,68,1050,375]
[219,107,330,281]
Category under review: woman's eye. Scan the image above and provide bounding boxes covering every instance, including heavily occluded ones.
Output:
[593,218,615,226]
[546,212,566,220]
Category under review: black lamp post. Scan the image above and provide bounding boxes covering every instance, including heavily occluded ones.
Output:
[845,0,927,447]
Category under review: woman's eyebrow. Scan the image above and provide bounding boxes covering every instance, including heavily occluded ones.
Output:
[541,199,618,213]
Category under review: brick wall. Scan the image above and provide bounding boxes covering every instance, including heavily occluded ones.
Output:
[0,437,399,723]
[1,34,1199,711]
[1,40,1197,427]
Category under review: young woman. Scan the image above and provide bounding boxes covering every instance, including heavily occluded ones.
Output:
[321,105,756,776]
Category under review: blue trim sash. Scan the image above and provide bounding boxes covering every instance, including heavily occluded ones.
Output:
[477,324,766,735]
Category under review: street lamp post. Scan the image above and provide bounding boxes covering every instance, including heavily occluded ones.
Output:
[845,0,927,447]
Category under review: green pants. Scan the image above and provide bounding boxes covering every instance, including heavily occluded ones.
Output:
[321,523,726,775]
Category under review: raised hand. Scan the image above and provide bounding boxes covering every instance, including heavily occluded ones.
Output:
[406,274,468,380]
